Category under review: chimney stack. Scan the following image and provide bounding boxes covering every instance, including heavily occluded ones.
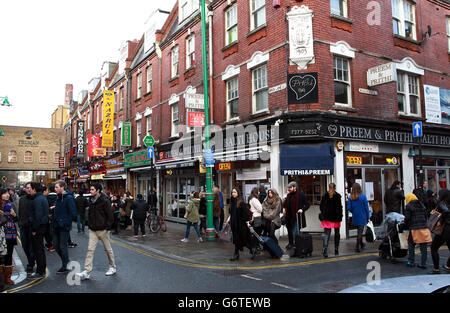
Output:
[64,84,73,106]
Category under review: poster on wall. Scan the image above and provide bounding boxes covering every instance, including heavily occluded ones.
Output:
[424,85,450,125]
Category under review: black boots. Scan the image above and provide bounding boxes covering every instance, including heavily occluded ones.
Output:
[335,233,340,256]
[230,248,239,261]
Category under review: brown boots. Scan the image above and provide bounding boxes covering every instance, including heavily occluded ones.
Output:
[2,266,15,285]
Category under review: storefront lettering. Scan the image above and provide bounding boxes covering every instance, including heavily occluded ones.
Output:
[282,169,331,176]
[340,126,372,140]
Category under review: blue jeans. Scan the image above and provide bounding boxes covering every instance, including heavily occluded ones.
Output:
[185,221,202,239]
[20,227,36,268]
[53,230,70,268]
[77,214,86,232]
[408,232,428,266]
[213,218,220,233]
[287,220,299,245]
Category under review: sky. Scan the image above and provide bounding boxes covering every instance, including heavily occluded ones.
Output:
[0,0,176,128]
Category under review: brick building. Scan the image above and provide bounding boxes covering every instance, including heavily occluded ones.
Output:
[63,0,450,236]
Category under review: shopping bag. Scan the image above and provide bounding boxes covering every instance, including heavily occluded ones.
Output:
[365,220,376,243]
[397,225,409,250]
[220,223,232,242]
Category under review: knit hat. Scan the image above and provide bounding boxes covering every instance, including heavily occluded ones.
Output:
[405,193,418,205]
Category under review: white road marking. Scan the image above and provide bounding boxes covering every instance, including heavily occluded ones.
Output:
[270,282,297,291]
[241,274,262,281]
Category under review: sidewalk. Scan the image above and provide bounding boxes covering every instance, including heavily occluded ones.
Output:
[112,221,380,266]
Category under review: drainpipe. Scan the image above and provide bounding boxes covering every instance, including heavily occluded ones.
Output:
[208,9,214,124]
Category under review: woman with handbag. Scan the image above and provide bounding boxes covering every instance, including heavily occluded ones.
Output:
[404,193,431,269]
[249,188,264,235]
[430,189,450,274]
[0,188,18,285]
[348,183,370,253]
[262,188,282,243]
[319,183,343,258]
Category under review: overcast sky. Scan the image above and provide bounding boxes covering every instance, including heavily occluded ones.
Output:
[0,0,176,128]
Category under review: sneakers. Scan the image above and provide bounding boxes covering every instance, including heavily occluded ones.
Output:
[105,267,116,276]
[56,267,70,274]
[198,237,203,243]
[132,235,138,238]
[29,272,45,279]
[68,242,77,248]
[49,246,55,252]
[181,238,189,243]
[76,270,90,280]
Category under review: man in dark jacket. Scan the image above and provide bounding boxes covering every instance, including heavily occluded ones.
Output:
[52,180,77,274]
[75,189,89,233]
[384,180,405,214]
[413,181,431,215]
[17,182,36,275]
[284,181,310,250]
[77,183,116,281]
[29,182,49,278]
[131,194,149,237]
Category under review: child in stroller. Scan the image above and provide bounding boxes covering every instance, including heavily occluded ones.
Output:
[378,212,408,263]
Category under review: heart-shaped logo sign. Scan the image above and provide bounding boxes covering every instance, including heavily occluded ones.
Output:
[288,74,317,100]
[328,125,338,136]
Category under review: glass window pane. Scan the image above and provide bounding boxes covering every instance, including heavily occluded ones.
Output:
[398,94,405,112]
[393,19,399,35]
[335,81,348,104]
[409,96,418,114]
[256,90,268,112]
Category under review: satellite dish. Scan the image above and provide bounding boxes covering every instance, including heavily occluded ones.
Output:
[427,25,432,37]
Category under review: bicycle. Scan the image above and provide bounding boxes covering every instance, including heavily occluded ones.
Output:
[146,207,167,233]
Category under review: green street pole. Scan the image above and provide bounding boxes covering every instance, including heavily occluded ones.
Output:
[200,0,215,241]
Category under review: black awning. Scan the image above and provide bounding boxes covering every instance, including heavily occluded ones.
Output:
[280,142,335,176]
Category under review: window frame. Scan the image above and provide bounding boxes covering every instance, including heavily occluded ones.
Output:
[137,72,142,99]
[250,0,266,31]
[252,64,268,114]
[330,0,348,18]
[391,0,416,40]
[119,87,124,110]
[226,77,239,121]
[225,5,238,46]
[333,55,352,107]
[8,150,17,163]
[171,103,179,137]
[186,35,195,69]
[39,151,47,164]
[147,115,152,136]
[136,120,142,147]
[147,65,152,94]
[447,17,450,52]
[24,151,33,163]
[397,71,421,116]
[54,152,61,164]
[171,46,179,79]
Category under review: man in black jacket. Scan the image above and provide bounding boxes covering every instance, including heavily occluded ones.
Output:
[17,182,36,275]
[131,194,149,237]
[384,180,405,214]
[76,183,116,281]
[284,181,310,250]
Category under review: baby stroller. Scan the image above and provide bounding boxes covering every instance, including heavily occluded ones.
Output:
[378,212,408,262]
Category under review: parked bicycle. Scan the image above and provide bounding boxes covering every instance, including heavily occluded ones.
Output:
[146,207,167,233]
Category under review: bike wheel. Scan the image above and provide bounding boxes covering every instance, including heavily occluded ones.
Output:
[159,216,167,232]
[149,217,161,233]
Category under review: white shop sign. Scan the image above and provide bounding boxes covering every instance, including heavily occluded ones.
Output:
[349,142,379,153]
[185,93,205,110]
[367,62,397,87]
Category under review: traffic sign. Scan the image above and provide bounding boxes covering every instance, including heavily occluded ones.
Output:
[204,149,214,167]
[147,147,154,159]
[412,122,423,137]
[143,135,155,147]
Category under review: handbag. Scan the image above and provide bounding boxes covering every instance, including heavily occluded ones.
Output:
[365,220,376,243]
[220,223,232,242]
[252,216,266,228]
[397,224,409,250]
[428,210,444,236]
[411,228,433,244]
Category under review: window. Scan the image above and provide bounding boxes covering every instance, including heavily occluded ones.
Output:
[87,110,90,130]
[119,87,124,110]
[392,0,416,40]
[330,0,348,17]
[54,152,61,163]
[186,35,195,69]
[171,46,179,78]
[333,56,352,106]
[252,64,268,113]
[250,0,266,30]
[137,73,142,99]
[171,103,179,137]
[24,151,33,163]
[180,0,197,21]
[96,104,99,124]
[8,150,17,163]
[447,17,450,52]
[147,65,152,94]
[225,5,238,45]
[226,77,239,120]
[136,120,142,147]
[39,152,47,163]
[147,115,152,136]
[397,71,420,116]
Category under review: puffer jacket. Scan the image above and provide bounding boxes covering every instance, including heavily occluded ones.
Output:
[404,200,428,230]
[186,198,200,223]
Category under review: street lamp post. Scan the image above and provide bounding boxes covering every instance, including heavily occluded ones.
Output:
[200,0,215,241]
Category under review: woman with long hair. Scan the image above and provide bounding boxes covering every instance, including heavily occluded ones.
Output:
[319,183,343,257]
[347,183,370,252]
[248,187,264,235]
[262,188,282,242]
[227,187,254,261]
[0,188,18,285]
[430,189,450,274]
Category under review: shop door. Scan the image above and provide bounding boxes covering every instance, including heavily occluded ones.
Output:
[365,168,383,226]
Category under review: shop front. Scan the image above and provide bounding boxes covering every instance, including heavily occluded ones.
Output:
[89,160,106,190]
[124,149,155,201]
[103,155,126,196]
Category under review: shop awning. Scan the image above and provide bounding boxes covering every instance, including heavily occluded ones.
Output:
[155,160,195,170]
[280,142,335,176]
[103,174,127,181]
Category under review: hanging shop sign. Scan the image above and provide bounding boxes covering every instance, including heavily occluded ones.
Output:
[68,168,78,178]
[89,161,106,175]
[185,93,205,110]
[367,62,396,87]
[187,112,205,127]
[88,134,101,157]
[76,120,85,158]
[102,90,114,147]
[121,122,131,146]
[94,148,106,157]
[287,72,318,104]
[77,164,90,176]
[59,157,65,168]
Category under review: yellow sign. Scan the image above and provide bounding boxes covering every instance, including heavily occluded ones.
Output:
[102,90,114,147]
[94,148,107,157]
[346,156,363,165]
[199,157,207,174]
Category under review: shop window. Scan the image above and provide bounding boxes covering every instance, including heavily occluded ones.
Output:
[289,175,326,206]
[345,153,371,165]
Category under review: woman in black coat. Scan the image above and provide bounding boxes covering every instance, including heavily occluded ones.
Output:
[228,187,254,261]
[319,183,343,258]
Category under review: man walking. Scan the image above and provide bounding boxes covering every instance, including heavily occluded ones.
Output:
[77,183,116,280]
[17,182,36,276]
[284,182,310,250]
[52,180,77,274]
[75,189,89,234]
[29,182,49,278]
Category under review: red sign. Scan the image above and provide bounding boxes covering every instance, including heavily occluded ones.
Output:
[89,161,106,174]
[88,134,101,157]
[187,112,205,127]
[59,157,65,168]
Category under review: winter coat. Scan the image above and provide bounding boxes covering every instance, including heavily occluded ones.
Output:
[286,190,310,228]
[75,195,89,215]
[88,193,113,231]
[18,194,34,228]
[200,197,207,216]
[404,200,428,230]
[249,198,263,220]
[213,194,221,218]
[319,192,343,223]
[123,197,134,217]
[131,199,149,221]
[53,190,77,232]
[384,187,405,214]
[31,192,49,232]
[229,197,252,250]
[186,198,200,224]
[1,201,18,242]
[262,195,282,228]
[348,194,370,227]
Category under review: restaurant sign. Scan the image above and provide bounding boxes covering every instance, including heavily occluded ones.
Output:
[124,149,152,168]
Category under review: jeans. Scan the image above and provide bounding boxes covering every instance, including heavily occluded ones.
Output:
[286,220,299,245]
[213,217,220,233]
[44,222,53,248]
[20,227,36,268]
[431,225,450,270]
[408,232,428,266]
[77,214,86,233]
[53,230,70,268]
[31,226,47,275]
[185,221,202,239]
